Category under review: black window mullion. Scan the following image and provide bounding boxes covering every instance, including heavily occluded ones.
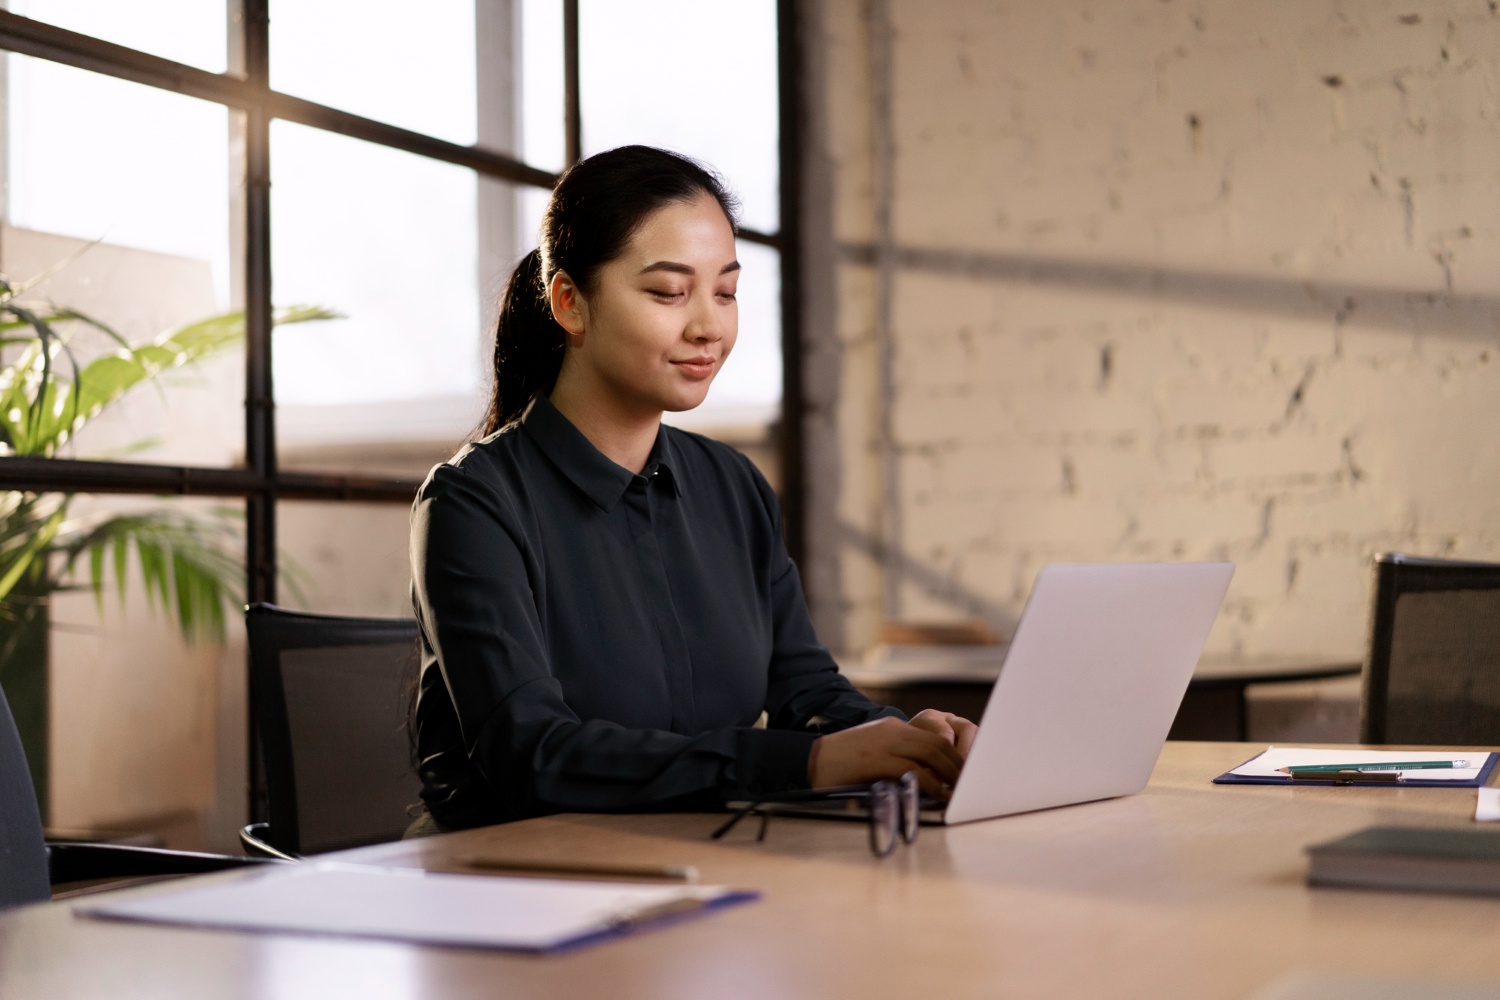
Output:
[0,458,422,502]
[563,0,581,167]
[735,226,781,249]
[243,0,274,610]
[241,0,273,829]
[776,0,805,567]
[0,9,246,105]
[265,89,556,188]
[0,458,259,495]
[0,10,557,189]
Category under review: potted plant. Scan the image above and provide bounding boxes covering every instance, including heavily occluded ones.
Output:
[0,266,334,814]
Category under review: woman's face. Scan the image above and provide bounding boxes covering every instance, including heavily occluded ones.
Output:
[551,193,739,418]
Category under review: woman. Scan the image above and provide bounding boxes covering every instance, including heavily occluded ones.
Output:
[410,145,975,831]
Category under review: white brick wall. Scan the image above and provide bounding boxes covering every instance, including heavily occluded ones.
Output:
[803,0,1500,658]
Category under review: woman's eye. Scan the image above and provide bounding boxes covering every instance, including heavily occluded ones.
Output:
[649,289,683,301]
[717,291,737,301]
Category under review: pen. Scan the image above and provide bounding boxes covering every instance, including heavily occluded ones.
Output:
[455,856,700,882]
[1278,759,1469,774]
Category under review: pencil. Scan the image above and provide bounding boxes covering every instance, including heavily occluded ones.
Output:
[1277,759,1468,774]
[455,856,700,882]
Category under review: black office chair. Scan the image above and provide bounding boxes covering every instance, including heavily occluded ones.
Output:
[1360,552,1500,745]
[0,681,272,910]
[243,604,424,860]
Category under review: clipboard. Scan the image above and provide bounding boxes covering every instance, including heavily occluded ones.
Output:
[80,862,758,954]
[1213,748,1500,787]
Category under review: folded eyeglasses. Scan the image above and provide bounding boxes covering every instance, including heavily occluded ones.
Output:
[711,771,921,858]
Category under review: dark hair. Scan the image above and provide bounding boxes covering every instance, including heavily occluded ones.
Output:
[481,145,740,434]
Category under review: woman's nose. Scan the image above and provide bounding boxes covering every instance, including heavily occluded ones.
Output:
[685,292,724,343]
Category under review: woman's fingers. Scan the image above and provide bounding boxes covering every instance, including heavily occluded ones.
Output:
[909,709,980,760]
[808,716,969,789]
[909,711,965,761]
[896,727,964,784]
[908,708,955,743]
[909,766,950,800]
[951,716,979,757]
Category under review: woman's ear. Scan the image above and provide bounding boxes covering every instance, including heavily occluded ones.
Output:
[549,270,587,346]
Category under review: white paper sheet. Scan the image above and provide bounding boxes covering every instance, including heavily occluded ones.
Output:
[80,863,751,952]
[1230,747,1487,781]
[1477,787,1500,821]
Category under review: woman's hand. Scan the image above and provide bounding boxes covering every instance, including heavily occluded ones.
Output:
[809,717,966,799]
[908,709,979,758]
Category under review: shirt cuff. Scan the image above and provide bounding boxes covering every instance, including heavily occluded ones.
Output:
[732,728,819,798]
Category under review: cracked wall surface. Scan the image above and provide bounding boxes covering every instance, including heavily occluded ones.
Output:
[803,0,1500,658]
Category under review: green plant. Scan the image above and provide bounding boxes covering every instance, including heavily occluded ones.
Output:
[0,272,334,640]
[0,265,335,812]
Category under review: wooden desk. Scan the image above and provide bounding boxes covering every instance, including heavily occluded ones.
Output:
[4,742,1498,1000]
[849,656,1363,741]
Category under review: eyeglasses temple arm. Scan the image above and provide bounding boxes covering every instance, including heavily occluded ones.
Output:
[711,803,761,840]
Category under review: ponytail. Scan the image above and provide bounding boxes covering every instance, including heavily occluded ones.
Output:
[480,146,739,438]
[483,249,566,434]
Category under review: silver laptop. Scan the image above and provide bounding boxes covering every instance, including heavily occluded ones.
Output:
[761,562,1234,827]
[939,561,1233,824]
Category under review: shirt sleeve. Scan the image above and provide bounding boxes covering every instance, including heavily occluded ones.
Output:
[411,461,830,822]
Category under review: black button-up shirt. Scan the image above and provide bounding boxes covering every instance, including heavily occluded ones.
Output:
[410,395,900,828]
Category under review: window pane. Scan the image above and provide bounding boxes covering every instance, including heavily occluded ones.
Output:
[269,0,479,146]
[278,500,416,619]
[0,491,247,848]
[517,185,550,257]
[2,55,244,468]
[578,0,780,234]
[519,0,566,173]
[664,239,781,431]
[271,121,502,467]
[8,0,227,73]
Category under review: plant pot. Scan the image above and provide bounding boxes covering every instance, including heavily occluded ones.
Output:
[0,582,49,821]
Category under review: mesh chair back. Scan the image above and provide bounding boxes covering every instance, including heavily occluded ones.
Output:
[0,681,50,907]
[1360,553,1500,745]
[247,604,422,855]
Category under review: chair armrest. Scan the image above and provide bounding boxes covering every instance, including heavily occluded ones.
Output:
[239,823,300,863]
[47,841,285,885]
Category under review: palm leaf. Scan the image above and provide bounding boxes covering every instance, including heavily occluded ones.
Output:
[59,510,245,644]
[0,237,103,302]
[0,496,66,608]
[0,301,339,456]
[4,303,67,447]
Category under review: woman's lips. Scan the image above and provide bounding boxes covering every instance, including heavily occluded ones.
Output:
[671,357,716,380]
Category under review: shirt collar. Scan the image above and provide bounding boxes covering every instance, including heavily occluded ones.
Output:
[643,433,684,498]
[521,395,682,511]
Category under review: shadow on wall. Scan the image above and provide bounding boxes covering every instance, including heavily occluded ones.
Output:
[840,242,1500,342]
[830,243,1498,650]
[836,517,1019,634]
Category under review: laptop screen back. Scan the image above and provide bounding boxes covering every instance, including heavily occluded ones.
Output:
[943,562,1233,825]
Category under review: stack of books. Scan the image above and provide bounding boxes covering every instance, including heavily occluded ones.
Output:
[1306,825,1500,896]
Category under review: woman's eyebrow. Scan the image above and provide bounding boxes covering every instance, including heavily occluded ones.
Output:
[638,260,742,276]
